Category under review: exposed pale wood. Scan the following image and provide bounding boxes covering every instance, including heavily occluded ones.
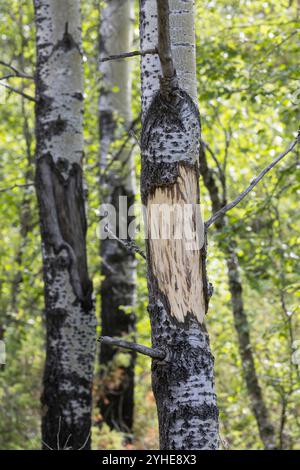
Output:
[147,165,206,323]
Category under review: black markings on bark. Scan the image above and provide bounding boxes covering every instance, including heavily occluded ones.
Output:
[141,88,200,203]
[141,88,219,448]
[53,22,81,54]
[35,155,93,309]
[149,300,219,449]
[201,231,213,314]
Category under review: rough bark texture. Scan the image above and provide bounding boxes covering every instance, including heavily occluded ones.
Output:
[140,0,219,449]
[199,144,276,449]
[98,0,136,433]
[34,0,96,450]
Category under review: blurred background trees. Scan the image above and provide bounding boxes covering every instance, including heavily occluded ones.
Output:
[0,0,299,449]
[98,0,136,437]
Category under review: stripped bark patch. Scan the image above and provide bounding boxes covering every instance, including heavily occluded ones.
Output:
[147,164,206,323]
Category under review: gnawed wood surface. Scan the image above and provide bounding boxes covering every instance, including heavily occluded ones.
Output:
[147,165,206,323]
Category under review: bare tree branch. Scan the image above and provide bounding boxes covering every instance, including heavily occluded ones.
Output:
[0,81,36,102]
[99,48,157,63]
[0,182,34,193]
[98,336,165,360]
[104,225,146,260]
[206,134,299,229]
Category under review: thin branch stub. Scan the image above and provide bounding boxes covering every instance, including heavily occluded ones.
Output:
[100,48,157,63]
[98,336,165,360]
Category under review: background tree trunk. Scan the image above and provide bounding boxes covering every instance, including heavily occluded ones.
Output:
[98,0,136,435]
[199,143,276,449]
[139,0,219,450]
[34,0,96,450]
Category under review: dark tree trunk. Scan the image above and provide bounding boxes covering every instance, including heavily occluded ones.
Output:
[98,0,136,434]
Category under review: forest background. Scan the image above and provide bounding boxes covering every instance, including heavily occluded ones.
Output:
[0,0,299,450]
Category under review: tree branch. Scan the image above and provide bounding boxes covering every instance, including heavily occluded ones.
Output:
[98,336,165,360]
[205,135,299,229]
[0,81,36,102]
[0,182,34,193]
[99,48,157,63]
[104,225,146,260]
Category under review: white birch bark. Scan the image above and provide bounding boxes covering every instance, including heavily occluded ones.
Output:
[34,0,96,450]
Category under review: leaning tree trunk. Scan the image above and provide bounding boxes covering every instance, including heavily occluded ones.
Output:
[139,0,219,450]
[199,144,276,449]
[34,0,96,450]
[98,0,136,434]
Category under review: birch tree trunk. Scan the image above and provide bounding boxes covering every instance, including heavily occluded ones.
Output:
[34,0,96,450]
[139,0,219,450]
[98,0,136,434]
[199,144,276,449]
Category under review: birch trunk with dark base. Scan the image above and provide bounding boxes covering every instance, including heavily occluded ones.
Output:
[34,0,96,450]
[199,145,276,449]
[98,0,136,433]
[140,0,219,450]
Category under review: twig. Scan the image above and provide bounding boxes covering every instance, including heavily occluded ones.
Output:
[77,431,91,451]
[0,73,33,80]
[100,48,157,63]
[206,135,299,229]
[57,416,61,450]
[98,336,165,360]
[156,0,178,88]
[0,59,33,79]
[104,225,146,260]
[0,81,36,102]
[41,440,53,450]
[0,182,34,193]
